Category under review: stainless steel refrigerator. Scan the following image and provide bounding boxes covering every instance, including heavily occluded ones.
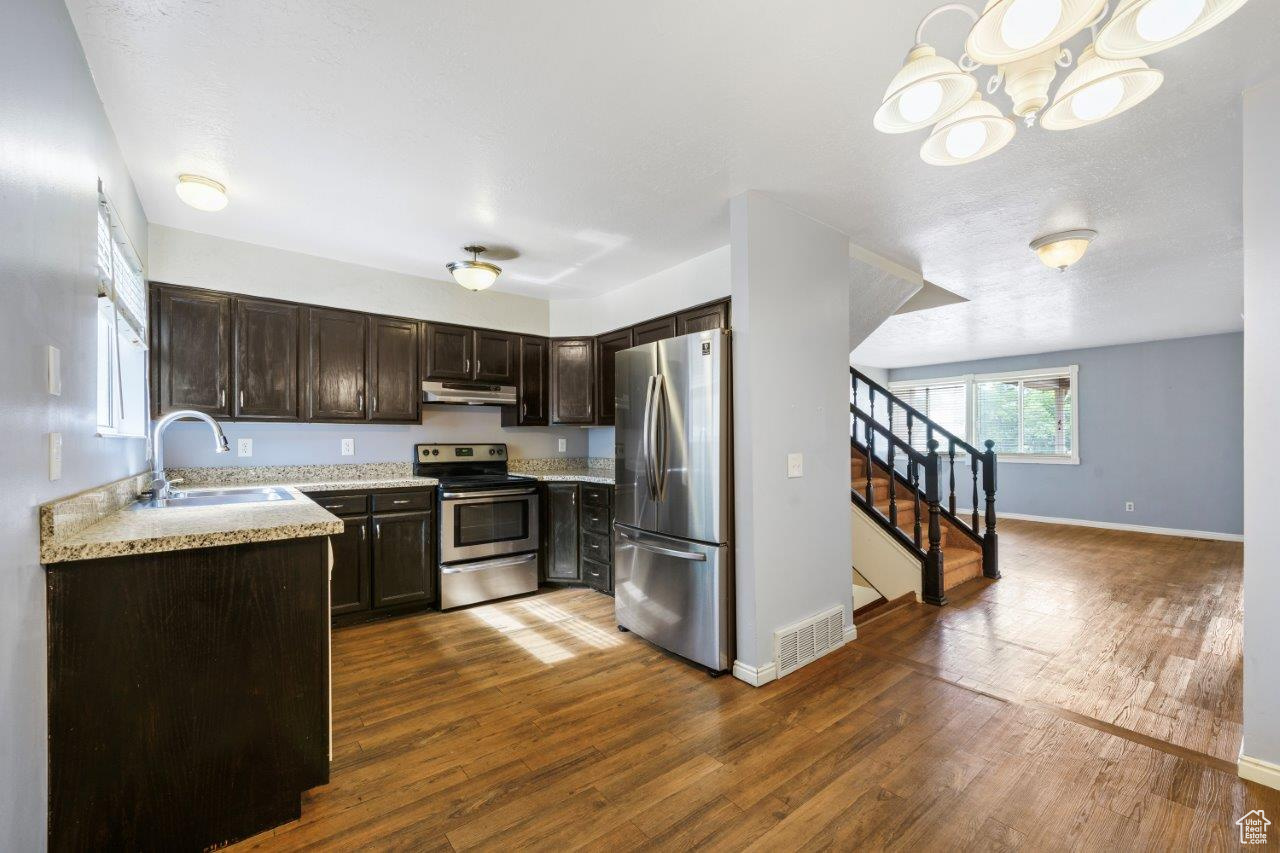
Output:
[613,329,733,672]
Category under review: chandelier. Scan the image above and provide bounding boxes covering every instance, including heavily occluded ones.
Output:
[875,0,1253,165]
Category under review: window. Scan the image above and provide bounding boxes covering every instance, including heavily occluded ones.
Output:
[96,187,148,438]
[891,366,1078,464]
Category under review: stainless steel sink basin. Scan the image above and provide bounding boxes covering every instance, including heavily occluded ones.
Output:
[133,486,297,510]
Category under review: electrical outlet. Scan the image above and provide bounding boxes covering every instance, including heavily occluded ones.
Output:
[48,432,62,481]
[237,438,253,458]
[1125,501,1135,512]
[787,452,804,478]
[558,438,567,453]
[341,438,355,457]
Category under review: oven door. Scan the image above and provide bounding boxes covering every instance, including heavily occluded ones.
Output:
[439,487,539,565]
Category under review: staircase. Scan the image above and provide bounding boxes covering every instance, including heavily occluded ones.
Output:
[850,368,999,606]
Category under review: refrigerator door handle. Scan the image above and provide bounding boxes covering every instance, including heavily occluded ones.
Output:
[653,373,668,501]
[618,529,707,562]
[642,375,658,500]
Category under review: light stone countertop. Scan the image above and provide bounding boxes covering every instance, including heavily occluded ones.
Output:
[182,476,441,494]
[41,486,344,564]
[522,469,615,485]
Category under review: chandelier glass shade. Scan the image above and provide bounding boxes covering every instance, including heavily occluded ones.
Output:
[966,0,1106,64]
[447,246,501,291]
[920,94,1017,165]
[1095,0,1251,59]
[1040,45,1163,129]
[873,45,977,133]
[1030,229,1097,270]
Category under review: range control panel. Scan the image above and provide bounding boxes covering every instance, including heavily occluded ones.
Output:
[415,443,508,463]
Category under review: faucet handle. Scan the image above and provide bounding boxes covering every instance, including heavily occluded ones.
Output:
[168,478,185,487]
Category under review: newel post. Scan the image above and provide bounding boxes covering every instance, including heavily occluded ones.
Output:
[982,439,1000,580]
[923,439,947,606]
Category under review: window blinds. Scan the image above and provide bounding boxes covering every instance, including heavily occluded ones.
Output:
[891,381,967,451]
[96,201,147,344]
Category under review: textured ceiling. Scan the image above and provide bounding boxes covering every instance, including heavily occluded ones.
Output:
[66,0,1277,364]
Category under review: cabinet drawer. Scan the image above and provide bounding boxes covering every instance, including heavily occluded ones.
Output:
[581,530,612,565]
[581,483,612,508]
[581,503,611,535]
[372,491,434,513]
[582,557,611,591]
[307,493,368,516]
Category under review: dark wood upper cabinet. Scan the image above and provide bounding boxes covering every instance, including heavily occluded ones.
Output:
[371,510,434,608]
[551,338,596,425]
[233,297,300,420]
[153,286,232,417]
[546,484,581,581]
[503,336,548,427]
[677,300,729,335]
[368,316,419,422]
[632,315,678,345]
[423,322,474,381]
[595,328,634,427]
[306,308,368,421]
[473,330,517,385]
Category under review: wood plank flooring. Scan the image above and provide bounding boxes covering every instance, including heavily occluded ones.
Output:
[232,521,1277,851]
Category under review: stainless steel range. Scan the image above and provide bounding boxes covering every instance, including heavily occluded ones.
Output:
[414,443,540,610]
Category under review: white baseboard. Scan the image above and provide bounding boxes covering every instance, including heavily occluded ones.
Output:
[955,508,1243,543]
[733,623,857,688]
[1239,753,1280,790]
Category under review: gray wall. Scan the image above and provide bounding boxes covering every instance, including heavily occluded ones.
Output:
[1,1,150,847]
[888,333,1243,536]
[1243,80,1280,772]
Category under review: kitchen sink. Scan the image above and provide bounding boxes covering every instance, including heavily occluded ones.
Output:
[132,486,297,510]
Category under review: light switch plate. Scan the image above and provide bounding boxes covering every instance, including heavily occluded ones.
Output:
[341,438,355,457]
[47,345,62,396]
[49,432,63,481]
[237,438,253,458]
[1125,501,1134,512]
[558,438,567,453]
[787,452,803,478]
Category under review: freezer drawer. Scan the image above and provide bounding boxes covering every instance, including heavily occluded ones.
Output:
[439,552,538,610]
[613,524,732,671]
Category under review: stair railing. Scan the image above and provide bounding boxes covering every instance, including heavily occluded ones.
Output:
[850,367,999,581]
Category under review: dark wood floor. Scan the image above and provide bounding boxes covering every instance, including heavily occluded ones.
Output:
[233,520,1277,851]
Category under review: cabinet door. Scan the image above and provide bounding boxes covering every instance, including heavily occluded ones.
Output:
[504,336,548,427]
[676,300,729,335]
[546,484,580,580]
[473,330,517,385]
[306,308,368,421]
[330,518,371,616]
[595,329,633,427]
[632,315,678,345]
[550,338,596,425]
[153,286,232,417]
[423,323,474,381]
[369,317,419,422]
[233,297,300,420]
[371,510,434,608]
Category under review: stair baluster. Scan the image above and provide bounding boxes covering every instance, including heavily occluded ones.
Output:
[923,440,947,606]
[982,439,1000,580]
[910,458,922,547]
[948,439,957,517]
[971,454,980,533]
[887,425,898,527]
[864,419,874,506]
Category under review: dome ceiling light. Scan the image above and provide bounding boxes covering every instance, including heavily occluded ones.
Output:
[175,174,228,211]
[447,245,502,292]
[874,0,1252,165]
[1031,229,1097,270]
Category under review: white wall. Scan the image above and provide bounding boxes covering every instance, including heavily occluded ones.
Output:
[730,192,853,676]
[150,225,552,335]
[1,1,150,847]
[1242,79,1280,778]
[149,227,591,466]
[548,245,729,336]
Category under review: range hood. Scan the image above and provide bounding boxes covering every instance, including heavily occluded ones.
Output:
[422,380,517,407]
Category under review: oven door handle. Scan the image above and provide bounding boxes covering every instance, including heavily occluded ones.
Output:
[441,488,539,500]
[441,553,538,574]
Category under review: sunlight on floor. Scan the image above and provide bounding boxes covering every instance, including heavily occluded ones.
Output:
[468,604,576,664]
[516,599,624,649]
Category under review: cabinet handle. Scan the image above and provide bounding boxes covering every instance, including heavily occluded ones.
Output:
[373,395,378,413]
[464,357,471,375]
[521,402,528,419]
[219,388,226,408]
[374,522,381,538]
[392,499,410,505]
[357,392,364,411]
[360,525,366,540]
[239,390,245,409]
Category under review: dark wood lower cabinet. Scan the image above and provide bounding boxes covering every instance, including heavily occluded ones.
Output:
[372,510,435,607]
[546,483,581,580]
[330,517,371,615]
[47,536,330,851]
[543,482,614,593]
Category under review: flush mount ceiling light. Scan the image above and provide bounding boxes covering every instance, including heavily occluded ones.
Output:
[175,174,228,211]
[447,245,501,292]
[873,44,977,133]
[1041,44,1163,129]
[875,0,1244,164]
[1095,0,1252,59]
[967,0,1105,64]
[920,93,1017,165]
[1030,229,1097,270]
